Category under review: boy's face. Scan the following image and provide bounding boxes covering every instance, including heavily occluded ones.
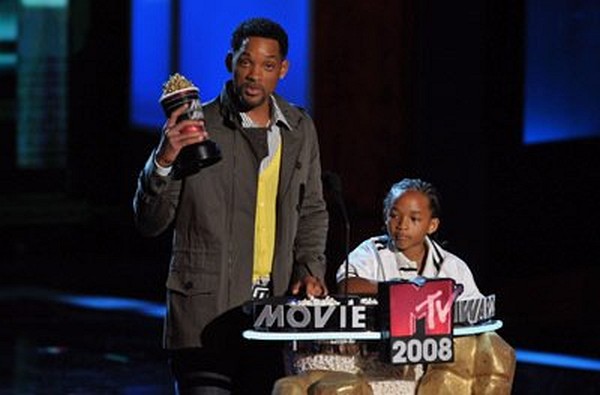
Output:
[386,190,439,258]
[229,36,289,111]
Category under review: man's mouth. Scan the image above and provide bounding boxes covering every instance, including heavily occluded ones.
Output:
[243,84,263,97]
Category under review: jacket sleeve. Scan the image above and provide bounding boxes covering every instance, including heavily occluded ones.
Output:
[292,118,329,282]
[132,149,182,237]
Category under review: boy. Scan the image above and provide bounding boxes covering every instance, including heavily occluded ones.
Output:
[336,178,481,300]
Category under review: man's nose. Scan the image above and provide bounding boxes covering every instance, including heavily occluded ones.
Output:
[247,65,261,81]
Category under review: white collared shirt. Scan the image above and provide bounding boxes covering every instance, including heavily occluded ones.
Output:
[336,235,483,300]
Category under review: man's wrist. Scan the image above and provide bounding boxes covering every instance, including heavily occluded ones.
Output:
[153,152,173,176]
[155,153,174,168]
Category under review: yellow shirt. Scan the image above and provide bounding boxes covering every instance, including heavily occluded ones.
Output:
[252,140,282,282]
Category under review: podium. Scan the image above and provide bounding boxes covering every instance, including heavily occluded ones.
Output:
[243,280,516,394]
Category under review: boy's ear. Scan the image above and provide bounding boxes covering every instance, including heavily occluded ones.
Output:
[428,218,440,234]
[225,52,233,72]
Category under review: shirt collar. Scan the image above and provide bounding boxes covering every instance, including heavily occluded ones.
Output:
[389,236,440,274]
[239,95,291,129]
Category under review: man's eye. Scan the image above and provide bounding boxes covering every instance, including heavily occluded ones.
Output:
[239,59,251,66]
[264,63,276,71]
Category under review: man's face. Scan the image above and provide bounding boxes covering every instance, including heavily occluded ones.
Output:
[230,37,289,111]
[386,190,439,259]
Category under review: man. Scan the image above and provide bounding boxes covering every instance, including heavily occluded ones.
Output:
[133,18,328,395]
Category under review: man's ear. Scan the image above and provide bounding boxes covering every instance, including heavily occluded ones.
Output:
[279,59,289,80]
[225,52,233,72]
[428,218,440,235]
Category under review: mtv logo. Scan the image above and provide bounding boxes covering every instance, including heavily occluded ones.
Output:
[382,278,460,338]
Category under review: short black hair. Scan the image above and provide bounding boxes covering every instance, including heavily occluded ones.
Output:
[231,17,288,58]
[383,178,442,221]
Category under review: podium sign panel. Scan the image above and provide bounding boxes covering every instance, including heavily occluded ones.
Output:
[380,279,458,365]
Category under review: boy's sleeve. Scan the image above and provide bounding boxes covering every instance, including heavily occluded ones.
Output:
[336,240,378,283]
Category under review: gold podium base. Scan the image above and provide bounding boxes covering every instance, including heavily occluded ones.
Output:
[418,332,516,394]
[272,332,516,395]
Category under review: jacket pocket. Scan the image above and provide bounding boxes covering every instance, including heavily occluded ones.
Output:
[166,270,217,296]
[296,183,305,211]
[167,248,220,295]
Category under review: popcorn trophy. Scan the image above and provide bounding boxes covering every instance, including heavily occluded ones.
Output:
[159,73,221,177]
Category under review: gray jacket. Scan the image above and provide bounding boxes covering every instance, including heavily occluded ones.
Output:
[133,83,328,349]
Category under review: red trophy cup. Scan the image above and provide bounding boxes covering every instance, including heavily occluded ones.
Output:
[160,73,221,177]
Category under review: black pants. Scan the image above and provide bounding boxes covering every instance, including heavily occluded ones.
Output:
[169,306,285,395]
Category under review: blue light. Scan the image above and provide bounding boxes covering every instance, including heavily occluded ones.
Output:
[523,0,600,144]
[516,349,600,371]
[21,0,67,7]
[58,294,166,319]
[130,0,171,127]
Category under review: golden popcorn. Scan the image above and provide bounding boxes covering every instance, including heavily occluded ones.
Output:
[161,73,197,96]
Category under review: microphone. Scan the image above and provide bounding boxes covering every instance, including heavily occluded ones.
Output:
[323,172,351,297]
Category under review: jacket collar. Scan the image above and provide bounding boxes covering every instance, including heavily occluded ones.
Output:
[218,81,305,196]
[219,81,303,129]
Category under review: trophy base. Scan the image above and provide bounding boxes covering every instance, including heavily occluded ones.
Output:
[174,140,222,178]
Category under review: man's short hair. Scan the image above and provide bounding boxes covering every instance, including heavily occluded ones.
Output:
[231,17,289,58]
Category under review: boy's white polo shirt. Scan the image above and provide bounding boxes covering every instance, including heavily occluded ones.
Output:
[336,235,482,301]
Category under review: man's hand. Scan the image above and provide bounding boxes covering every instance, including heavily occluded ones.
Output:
[155,104,208,167]
[290,275,328,298]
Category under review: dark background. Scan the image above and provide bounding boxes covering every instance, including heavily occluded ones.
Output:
[1,0,599,363]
